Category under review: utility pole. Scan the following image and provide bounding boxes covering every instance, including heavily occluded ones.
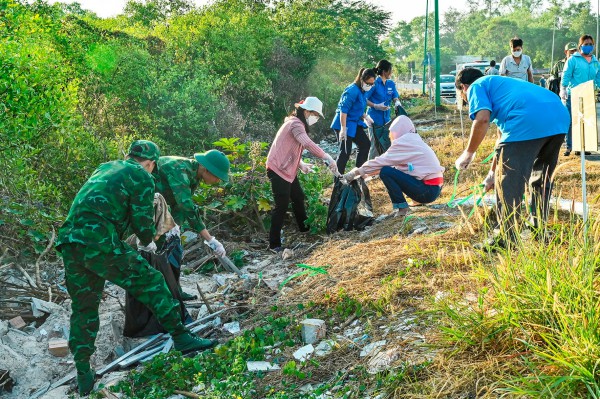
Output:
[434,0,441,106]
[422,0,429,95]
[551,17,556,70]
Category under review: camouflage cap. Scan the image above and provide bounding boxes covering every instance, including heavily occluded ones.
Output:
[128,140,160,162]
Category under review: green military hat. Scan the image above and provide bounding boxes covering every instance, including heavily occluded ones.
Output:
[194,150,230,182]
[128,140,160,162]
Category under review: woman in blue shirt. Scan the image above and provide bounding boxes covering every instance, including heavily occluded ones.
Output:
[331,67,377,173]
[560,34,600,155]
[366,59,401,157]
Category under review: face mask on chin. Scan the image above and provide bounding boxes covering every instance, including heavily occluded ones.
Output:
[307,115,319,126]
[512,50,522,57]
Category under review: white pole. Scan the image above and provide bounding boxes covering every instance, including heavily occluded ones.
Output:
[578,97,588,240]
[597,0,599,58]
[551,18,556,70]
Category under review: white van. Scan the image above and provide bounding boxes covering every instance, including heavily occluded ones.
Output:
[456,61,490,74]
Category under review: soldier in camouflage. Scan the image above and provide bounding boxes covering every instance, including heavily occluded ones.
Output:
[155,150,230,296]
[56,140,217,396]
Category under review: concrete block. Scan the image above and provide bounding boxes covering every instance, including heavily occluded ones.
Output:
[293,344,314,361]
[246,361,280,372]
[48,339,69,357]
[300,319,326,344]
[8,316,26,330]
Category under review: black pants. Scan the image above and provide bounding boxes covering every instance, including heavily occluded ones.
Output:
[335,125,371,174]
[495,133,565,238]
[268,169,308,249]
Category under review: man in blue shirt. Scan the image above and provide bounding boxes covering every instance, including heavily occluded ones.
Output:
[366,60,401,158]
[454,68,570,250]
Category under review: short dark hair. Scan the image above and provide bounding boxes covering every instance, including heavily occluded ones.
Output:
[510,37,523,48]
[455,68,484,90]
[375,59,393,76]
[353,67,377,86]
[490,60,496,67]
[579,34,595,47]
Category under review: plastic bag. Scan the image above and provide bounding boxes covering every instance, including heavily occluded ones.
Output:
[326,178,374,234]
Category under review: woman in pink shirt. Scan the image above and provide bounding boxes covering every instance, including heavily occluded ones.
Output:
[342,115,444,216]
[266,97,339,251]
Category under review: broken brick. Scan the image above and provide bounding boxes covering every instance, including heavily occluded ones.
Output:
[8,316,26,330]
[48,339,69,357]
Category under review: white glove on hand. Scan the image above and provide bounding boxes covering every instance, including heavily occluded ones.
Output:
[205,237,226,257]
[482,170,495,192]
[299,160,315,174]
[373,102,390,111]
[559,86,568,101]
[455,151,476,170]
[338,127,347,142]
[364,114,374,127]
[342,168,359,183]
[323,154,340,177]
[138,241,157,253]
[395,99,402,107]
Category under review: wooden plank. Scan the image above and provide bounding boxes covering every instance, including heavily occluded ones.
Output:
[96,333,166,376]
[118,345,164,368]
[217,256,243,276]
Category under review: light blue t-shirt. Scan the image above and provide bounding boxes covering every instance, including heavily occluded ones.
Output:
[331,83,370,138]
[366,76,399,126]
[467,76,570,143]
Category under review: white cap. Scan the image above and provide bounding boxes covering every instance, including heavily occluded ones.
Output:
[295,97,324,118]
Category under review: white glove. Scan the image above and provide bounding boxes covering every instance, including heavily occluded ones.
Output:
[299,160,315,174]
[205,237,226,257]
[338,127,347,142]
[342,168,359,183]
[364,114,374,127]
[138,241,157,253]
[482,170,495,192]
[455,151,476,170]
[323,153,340,177]
[373,102,390,111]
[395,99,402,107]
[559,86,568,101]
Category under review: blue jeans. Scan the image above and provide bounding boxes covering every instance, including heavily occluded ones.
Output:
[379,166,441,209]
[565,96,572,150]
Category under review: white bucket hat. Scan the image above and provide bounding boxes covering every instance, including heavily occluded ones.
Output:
[295,96,324,118]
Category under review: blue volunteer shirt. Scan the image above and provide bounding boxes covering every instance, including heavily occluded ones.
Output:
[366,76,399,126]
[331,83,370,138]
[467,75,570,143]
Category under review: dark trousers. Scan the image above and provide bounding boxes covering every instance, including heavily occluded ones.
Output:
[268,169,308,249]
[379,166,442,208]
[495,134,565,238]
[335,125,371,174]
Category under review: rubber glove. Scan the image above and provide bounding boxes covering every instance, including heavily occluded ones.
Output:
[482,170,495,192]
[299,160,315,174]
[323,153,340,177]
[205,237,226,257]
[342,168,359,183]
[373,102,390,111]
[559,86,568,101]
[455,151,476,170]
[364,114,374,127]
[394,99,402,107]
[338,127,347,142]
[138,241,157,253]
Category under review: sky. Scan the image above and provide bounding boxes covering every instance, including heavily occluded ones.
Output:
[46,0,471,23]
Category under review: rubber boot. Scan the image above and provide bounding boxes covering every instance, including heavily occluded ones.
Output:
[179,288,198,301]
[77,368,95,396]
[173,332,218,353]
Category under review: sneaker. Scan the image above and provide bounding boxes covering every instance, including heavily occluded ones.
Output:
[269,246,285,254]
[473,237,508,253]
[574,151,592,156]
[77,368,95,396]
[563,150,571,156]
[173,332,218,353]
[391,208,410,218]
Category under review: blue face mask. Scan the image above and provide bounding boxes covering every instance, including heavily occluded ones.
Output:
[581,44,594,55]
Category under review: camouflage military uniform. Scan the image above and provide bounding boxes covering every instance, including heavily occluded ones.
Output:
[155,156,206,232]
[56,158,186,373]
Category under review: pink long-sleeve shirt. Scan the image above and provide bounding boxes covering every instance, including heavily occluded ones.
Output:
[356,133,445,183]
[266,116,327,183]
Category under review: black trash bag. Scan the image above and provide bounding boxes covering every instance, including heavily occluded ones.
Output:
[372,121,392,155]
[326,178,374,234]
[123,250,188,338]
[395,104,409,117]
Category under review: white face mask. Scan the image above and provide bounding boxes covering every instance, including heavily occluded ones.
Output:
[362,83,373,92]
[307,115,319,126]
[512,50,522,57]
